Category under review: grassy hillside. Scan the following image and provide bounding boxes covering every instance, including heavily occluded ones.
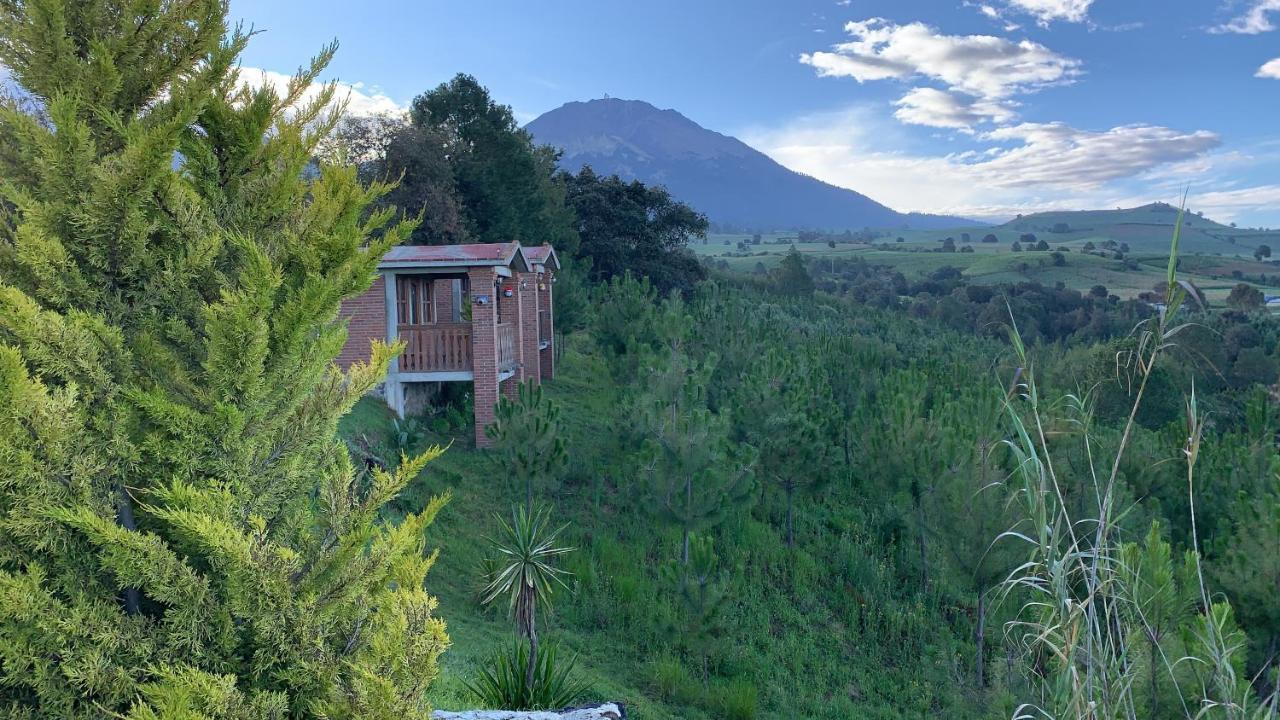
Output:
[343,303,1021,719]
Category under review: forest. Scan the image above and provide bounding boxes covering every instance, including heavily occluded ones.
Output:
[1,2,1278,719]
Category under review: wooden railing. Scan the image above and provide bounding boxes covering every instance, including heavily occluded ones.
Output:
[399,324,471,373]
[539,310,552,345]
[496,323,517,372]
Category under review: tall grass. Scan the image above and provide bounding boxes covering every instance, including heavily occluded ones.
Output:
[997,203,1277,719]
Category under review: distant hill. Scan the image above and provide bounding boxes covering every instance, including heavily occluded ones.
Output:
[526,98,972,231]
[999,203,1276,256]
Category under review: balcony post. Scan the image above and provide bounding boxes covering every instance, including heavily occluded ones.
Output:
[381,271,405,417]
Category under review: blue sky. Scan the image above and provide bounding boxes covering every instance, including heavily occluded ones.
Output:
[226,0,1280,224]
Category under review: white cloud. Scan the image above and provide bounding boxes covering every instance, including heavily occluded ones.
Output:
[237,66,406,118]
[1257,57,1280,78]
[1003,0,1095,25]
[977,122,1221,187]
[893,87,1017,130]
[1189,185,1280,223]
[741,107,1221,219]
[1211,0,1280,33]
[801,19,1081,100]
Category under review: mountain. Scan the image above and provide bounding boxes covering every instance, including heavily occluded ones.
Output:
[526,98,972,231]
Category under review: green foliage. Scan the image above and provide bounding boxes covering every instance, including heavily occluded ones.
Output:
[773,248,814,297]
[0,2,450,717]
[485,381,568,512]
[662,535,732,679]
[463,639,590,711]
[480,505,574,637]
[735,349,837,547]
[410,74,578,252]
[636,345,755,562]
[560,166,708,294]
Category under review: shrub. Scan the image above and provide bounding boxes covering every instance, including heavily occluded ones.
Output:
[648,655,703,706]
[465,640,590,710]
[709,677,759,720]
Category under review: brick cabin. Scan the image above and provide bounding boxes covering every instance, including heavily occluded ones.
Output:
[335,241,560,447]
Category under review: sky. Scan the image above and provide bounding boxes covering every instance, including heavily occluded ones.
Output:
[229,2,1274,224]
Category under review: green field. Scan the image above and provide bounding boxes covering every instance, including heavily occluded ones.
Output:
[697,206,1280,305]
[698,204,1280,304]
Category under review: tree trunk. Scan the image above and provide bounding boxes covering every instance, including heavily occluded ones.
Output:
[526,476,533,516]
[1149,634,1160,718]
[115,487,141,615]
[975,590,987,688]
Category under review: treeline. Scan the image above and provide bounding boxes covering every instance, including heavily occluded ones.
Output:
[324,76,708,295]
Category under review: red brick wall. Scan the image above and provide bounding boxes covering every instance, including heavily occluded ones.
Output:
[432,278,455,322]
[336,275,387,370]
[539,279,555,380]
[518,271,541,385]
[469,267,500,447]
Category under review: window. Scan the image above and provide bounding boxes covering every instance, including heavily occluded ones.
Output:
[396,276,433,325]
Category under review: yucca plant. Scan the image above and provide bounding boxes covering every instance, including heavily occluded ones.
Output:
[463,639,590,710]
[998,201,1275,719]
[479,504,575,689]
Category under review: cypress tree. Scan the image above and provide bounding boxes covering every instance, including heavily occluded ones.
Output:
[0,2,449,717]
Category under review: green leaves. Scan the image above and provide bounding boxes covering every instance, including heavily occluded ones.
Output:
[479,505,574,620]
[0,2,448,716]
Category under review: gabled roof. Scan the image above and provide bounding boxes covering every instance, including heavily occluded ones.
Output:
[378,242,528,272]
[522,244,561,271]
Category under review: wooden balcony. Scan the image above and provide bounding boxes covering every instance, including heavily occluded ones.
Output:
[399,324,471,373]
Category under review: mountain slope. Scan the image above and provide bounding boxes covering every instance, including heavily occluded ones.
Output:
[527,98,969,231]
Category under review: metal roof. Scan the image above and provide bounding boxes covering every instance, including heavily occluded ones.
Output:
[378,242,529,272]
[522,244,561,271]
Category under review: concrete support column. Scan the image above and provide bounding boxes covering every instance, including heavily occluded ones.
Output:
[518,271,541,386]
[539,274,555,380]
[468,267,499,447]
[381,271,406,417]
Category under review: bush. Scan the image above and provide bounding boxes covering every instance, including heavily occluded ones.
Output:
[709,678,759,720]
[648,655,703,706]
[465,640,591,710]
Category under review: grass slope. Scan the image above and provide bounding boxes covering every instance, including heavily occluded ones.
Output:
[344,331,1002,720]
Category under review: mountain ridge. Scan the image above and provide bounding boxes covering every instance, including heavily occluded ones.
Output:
[526,98,974,231]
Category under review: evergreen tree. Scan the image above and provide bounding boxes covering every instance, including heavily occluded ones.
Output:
[736,349,837,547]
[774,248,814,297]
[636,323,755,563]
[486,381,568,513]
[661,534,732,681]
[1118,522,1197,716]
[0,3,449,716]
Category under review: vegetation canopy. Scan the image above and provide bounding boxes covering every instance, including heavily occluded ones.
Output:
[0,2,449,717]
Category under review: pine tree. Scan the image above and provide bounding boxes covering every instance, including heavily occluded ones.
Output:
[486,381,568,513]
[635,298,755,563]
[661,534,732,682]
[736,349,837,548]
[0,3,449,717]
[1118,521,1197,717]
